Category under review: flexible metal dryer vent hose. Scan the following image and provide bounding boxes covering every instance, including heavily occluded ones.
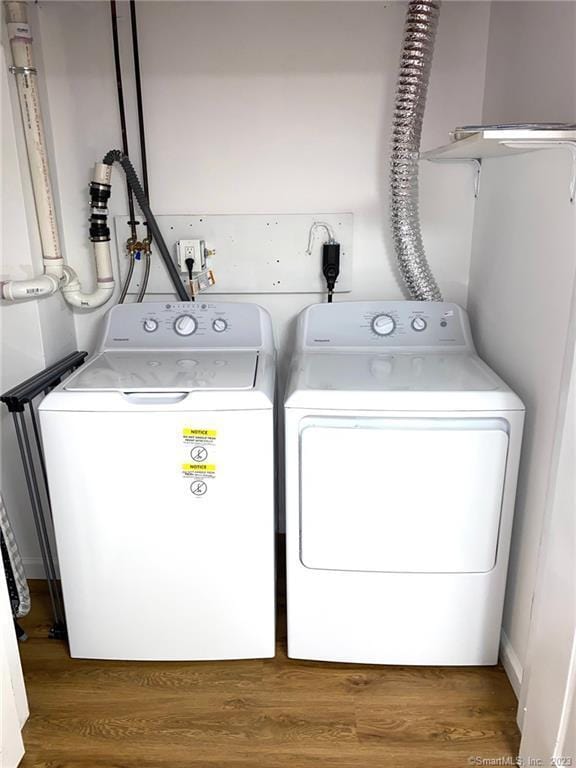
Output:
[103,150,190,302]
[390,0,442,301]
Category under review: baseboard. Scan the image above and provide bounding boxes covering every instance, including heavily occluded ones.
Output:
[500,630,523,700]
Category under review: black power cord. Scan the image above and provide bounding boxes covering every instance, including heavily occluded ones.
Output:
[185,257,195,301]
[322,242,340,303]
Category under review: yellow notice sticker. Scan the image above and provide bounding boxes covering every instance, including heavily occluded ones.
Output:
[183,428,217,438]
[182,463,216,480]
[182,428,218,483]
[182,464,216,473]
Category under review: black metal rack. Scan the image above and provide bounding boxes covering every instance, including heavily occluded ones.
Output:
[1,351,88,639]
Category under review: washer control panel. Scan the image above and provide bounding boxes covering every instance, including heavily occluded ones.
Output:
[303,301,471,349]
[102,301,264,350]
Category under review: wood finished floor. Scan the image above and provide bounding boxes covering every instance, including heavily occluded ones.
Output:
[19,577,520,768]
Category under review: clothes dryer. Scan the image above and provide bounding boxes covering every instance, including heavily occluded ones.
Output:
[284,301,524,665]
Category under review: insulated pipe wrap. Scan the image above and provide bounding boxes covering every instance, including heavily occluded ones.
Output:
[390,0,442,301]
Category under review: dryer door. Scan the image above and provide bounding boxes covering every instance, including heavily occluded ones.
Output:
[299,417,509,573]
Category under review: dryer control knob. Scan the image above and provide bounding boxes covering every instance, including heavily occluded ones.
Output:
[411,316,427,332]
[143,318,158,333]
[174,314,198,336]
[371,314,396,336]
[212,318,227,333]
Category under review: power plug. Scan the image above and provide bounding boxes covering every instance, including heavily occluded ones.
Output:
[176,239,206,273]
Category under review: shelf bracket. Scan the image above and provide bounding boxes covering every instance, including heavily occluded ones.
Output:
[424,157,482,198]
[471,158,482,199]
[500,140,576,204]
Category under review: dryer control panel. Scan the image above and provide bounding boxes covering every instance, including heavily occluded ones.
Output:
[301,301,474,350]
[98,301,272,351]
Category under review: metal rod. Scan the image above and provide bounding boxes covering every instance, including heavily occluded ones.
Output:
[16,412,66,625]
[28,402,52,511]
[13,413,64,625]
[27,402,67,632]
[18,413,60,587]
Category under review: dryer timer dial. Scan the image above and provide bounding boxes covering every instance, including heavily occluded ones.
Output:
[371,314,396,337]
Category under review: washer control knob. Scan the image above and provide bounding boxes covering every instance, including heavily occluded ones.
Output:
[173,315,198,336]
[411,317,427,332]
[371,314,396,337]
[212,318,227,333]
[143,318,158,333]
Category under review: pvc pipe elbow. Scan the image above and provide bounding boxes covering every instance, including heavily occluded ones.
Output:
[44,258,65,279]
[1,274,60,301]
[62,281,115,309]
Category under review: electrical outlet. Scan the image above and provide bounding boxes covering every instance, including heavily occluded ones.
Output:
[176,239,205,273]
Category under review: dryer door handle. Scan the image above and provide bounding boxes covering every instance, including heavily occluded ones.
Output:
[121,391,189,405]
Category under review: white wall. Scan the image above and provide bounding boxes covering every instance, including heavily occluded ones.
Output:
[469,0,576,701]
[518,329,576,759]
[3,0,491,572]
[36,0,490,373]
[483,1,576,125]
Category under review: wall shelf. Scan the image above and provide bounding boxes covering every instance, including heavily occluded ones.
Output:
[422,129,576,202]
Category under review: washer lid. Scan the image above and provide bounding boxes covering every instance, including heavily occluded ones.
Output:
[64,351,259,392]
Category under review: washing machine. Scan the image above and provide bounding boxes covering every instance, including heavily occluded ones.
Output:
[39,301,275,660]
[284,300,524,665]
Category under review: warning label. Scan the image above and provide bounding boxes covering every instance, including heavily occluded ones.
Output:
[182,463,216,478]
[190,480,207,496]
[189,445,208,462]
[183,428,217,445]
[182,428,218,493]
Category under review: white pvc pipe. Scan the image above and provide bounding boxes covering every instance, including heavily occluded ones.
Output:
[0,274,60,301]
[3,2,115,309]
[61,162,115,308]
[62,243,114,308]
[5,0,63,278]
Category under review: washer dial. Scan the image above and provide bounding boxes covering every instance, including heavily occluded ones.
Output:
[173,314,198,336]
[212,318,228,333]
[143,318,158,333]
[371,314,396,337]
[411,317,427,332]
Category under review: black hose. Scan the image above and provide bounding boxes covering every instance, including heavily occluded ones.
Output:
[103,150,189,302]
[129,0,151,243]
[110,0,137,240]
